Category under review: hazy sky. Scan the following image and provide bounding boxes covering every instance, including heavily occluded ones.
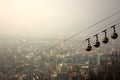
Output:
[0,0,120,36]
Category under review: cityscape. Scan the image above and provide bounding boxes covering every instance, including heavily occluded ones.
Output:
[0,0,120,80]
[0,33,120,80]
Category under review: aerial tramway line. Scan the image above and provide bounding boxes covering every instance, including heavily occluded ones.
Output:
[85,24,119,51]
[30,10,120,57]
[7,10,120,73]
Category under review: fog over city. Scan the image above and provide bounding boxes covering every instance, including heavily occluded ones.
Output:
[0,0,120,80]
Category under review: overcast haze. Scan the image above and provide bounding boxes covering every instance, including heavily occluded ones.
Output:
[0,0,120,36]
